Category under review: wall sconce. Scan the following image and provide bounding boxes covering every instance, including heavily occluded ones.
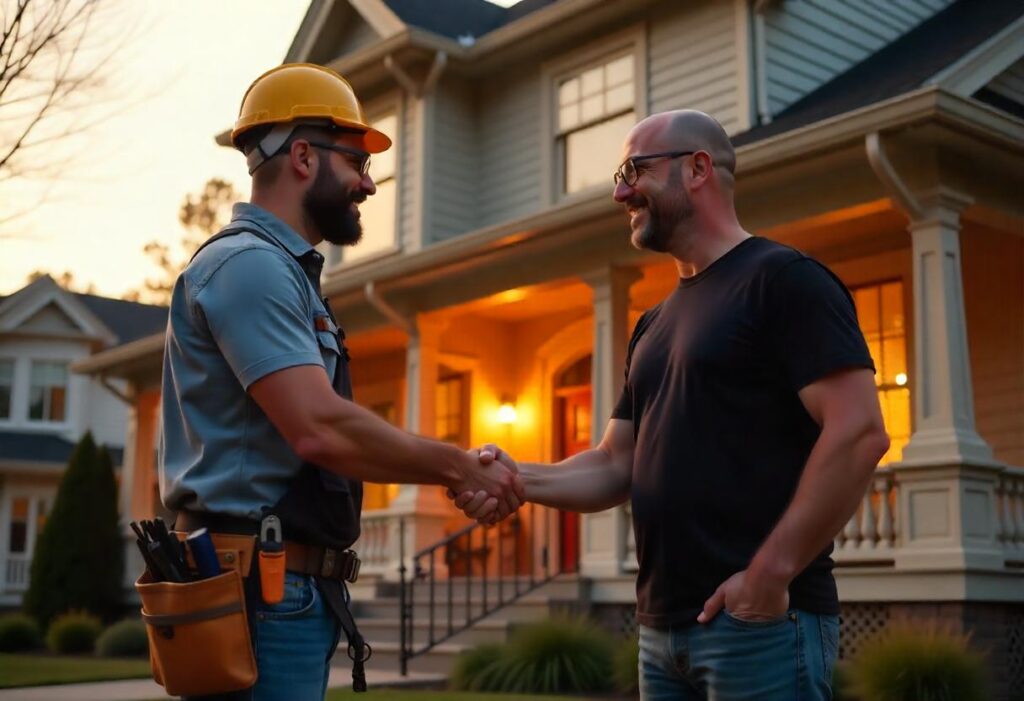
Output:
[497,395,518,425]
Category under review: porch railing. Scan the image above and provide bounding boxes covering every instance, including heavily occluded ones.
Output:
[3,555,29,591]
[398,506,565,676]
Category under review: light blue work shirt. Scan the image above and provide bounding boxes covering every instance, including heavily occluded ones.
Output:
[159,203,343,519]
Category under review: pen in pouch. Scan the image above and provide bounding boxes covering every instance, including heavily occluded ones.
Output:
[186,528,221,579]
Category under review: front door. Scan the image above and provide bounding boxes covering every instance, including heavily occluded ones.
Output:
[556,386,591,573]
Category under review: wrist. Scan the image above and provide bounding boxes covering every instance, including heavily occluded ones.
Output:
[747,550,796,589]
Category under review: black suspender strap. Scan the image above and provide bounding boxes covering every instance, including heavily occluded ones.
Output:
[318,577,370,692]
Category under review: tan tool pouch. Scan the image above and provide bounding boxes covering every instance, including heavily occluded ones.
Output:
[135,536,258,696]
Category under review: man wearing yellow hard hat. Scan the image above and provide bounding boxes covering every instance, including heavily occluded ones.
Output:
[151,64,523,700]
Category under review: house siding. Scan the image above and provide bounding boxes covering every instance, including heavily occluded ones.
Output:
[477,64,543,230]
[399,93,419,250]
[430,80,479,243]
[762,0,952,116]
[648,0,742,134]
[334,14,380,58]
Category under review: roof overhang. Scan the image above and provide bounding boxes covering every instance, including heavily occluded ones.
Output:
[72,332,164,379]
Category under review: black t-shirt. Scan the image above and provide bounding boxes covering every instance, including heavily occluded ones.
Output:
[613,236,874,628]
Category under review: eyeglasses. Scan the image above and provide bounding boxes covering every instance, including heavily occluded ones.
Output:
[613,151,694,187]
[307,142,371,176]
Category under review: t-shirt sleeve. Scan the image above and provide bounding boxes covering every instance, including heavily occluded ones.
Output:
[612,311,649,421]
[195,249,324,390]
[766,258,875,391]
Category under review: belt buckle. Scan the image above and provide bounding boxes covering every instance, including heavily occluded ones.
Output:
[342,550,361,584]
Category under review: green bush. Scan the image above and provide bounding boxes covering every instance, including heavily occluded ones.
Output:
[452,617,614,694]
[848,626,988,701]
[24,433,124,627]
[613,635,640,695]
[46,611,103,654]
[449,643,505,692]
[0,613,42,652]
[96,619,149,657]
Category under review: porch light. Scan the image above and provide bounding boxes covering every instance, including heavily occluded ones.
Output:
[497,397,518,425]
[895,373,908,386]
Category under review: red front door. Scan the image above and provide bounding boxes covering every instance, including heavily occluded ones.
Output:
[556,387,591,573]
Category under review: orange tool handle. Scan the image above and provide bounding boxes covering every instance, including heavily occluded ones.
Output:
[259,549,286,605]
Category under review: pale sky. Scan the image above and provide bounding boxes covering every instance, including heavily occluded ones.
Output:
[1,0,520,301]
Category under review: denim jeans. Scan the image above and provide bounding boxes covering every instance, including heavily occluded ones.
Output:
[185,572,341,701]
[639,609,839,701]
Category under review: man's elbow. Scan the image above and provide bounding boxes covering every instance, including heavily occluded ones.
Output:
[291,422,353,468]
[855,417,890,468]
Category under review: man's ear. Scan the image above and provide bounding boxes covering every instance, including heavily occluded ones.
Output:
[689,150,713,188]
[288,140,314,180]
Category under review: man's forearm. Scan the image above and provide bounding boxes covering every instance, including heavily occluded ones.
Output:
[748,424,889,584]
[520,447,631,513]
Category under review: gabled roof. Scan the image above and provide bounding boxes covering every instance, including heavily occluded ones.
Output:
[0,431,123,468]
[734,0,1024,146]
[73,294,167,345]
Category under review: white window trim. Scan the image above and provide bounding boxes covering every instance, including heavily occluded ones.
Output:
[540,24,648,207]
[328,92,405,273]
[0,356,15,423]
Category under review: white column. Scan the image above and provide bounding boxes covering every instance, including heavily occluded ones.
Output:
[386,317,450,579]
[119,384,142,595]
[579,266,640,578]
[901,189,994,467]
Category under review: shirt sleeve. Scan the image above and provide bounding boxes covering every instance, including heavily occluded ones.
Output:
[611,311,650,421]
[194,248,324,390]
[765,258,875,391]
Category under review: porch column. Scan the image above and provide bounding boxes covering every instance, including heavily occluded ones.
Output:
[118,385,141,594]
[579,266,641,578]
[386,317,450,579]
[895,188,1003,571]
[901,189,993,466]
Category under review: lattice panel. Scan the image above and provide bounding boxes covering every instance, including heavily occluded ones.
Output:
[1008,608,1024,698]
[592,603,638,638]
[839,603,890,660]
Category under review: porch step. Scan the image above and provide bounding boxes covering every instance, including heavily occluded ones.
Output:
[353,596,554,623]
[354,641,469,676]
[358,616,512,645]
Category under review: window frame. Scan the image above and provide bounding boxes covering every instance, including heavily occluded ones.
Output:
[325,94,404,271]
[26,358,71,426]
[540,25,648,206]
[0,357,14,422]
[436,367,471,449]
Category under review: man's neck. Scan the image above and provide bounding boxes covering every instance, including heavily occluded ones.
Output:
[672,224,751,279]
[249,195,320,247]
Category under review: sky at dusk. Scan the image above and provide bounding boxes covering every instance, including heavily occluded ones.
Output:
[0,0,520,301]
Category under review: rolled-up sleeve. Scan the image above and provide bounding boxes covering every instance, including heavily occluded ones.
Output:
[195,248,324,389]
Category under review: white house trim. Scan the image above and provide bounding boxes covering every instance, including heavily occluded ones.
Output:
[0,277,115,346]
[926,15,1024,97]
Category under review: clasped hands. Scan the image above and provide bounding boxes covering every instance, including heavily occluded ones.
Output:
[448,443,523,524]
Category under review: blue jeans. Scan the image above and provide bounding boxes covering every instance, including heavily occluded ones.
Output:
[639,609,839,701]
[186,572,341,701]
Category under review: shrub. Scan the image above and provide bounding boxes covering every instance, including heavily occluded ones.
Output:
[24,433,124,627]
[46,611,103,654]
[449,643,505,691]
[848,625,988,701]
[613,635,640,695]
[452,617,614,694]
[0,613,42,652]
[96,619,149,657]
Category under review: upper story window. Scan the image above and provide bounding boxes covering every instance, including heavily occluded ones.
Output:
[853,281,908,465]
[339,112,398,265]
[436,367,470,448]
[28,360,68,423]
[557,53,636,195]
[0,359,12,420]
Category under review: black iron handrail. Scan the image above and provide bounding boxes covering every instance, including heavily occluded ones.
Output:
[398,505,567,675]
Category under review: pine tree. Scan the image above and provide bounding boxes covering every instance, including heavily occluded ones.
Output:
[23,433,125,626]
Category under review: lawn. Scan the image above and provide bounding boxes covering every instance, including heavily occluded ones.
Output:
[326,693,608,701]
[0,653,151,688]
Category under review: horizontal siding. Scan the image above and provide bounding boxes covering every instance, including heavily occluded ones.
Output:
[986,58,1024,106]
[399,94,418,250]
[430,81,478,243]
[648,0,741,134]
[334,15,380,59]
[477,65,542,229]
[764,0,953,115]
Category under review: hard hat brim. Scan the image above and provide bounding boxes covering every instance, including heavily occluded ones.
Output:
[231,117,392,154]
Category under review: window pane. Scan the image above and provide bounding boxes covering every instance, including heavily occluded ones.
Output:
[854,287,880,336]
[605,83,633,113]
[370,114,397,180]
[580,94,603,123]
[558,78,580,106]
[28,386,44,420]
[49,386,66,422]
[9,498,28,553]
[559,105,580,132]
[580,66,603,96]
[879,387,910,465]
[28,361,68,421]
[347,178,396,262]
[606,54,633,86]
[565,111,635,194]
[0,360,11,419]
[0,360,12,384]
[881,281,904,335]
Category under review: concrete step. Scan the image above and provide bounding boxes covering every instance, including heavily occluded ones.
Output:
[353,596,554,623]
[355,641,469,676]
[352,573,582,602]
[357,616,512,645]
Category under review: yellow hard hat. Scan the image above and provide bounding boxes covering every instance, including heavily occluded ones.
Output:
[231,63,391,154]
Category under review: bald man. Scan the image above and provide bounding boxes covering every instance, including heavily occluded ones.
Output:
[453,111,889,700]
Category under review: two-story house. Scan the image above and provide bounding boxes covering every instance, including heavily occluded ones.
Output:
[76,0,1024,695]
[0,275,167,606]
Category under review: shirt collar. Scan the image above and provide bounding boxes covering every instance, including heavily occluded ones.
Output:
[229,202,316,261]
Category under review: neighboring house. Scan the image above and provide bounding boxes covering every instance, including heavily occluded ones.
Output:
[76,0,1024,695]
[0,276,167,606]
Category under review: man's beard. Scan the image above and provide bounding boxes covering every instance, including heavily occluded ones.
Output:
[632,190,693,253]
[302,159,364,246]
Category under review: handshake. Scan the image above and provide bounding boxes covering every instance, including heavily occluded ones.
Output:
[447,443,525,525]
